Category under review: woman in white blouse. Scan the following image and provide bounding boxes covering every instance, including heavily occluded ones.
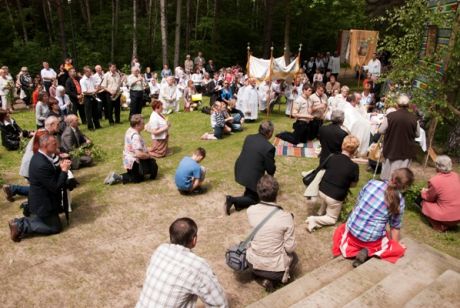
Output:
[146,99,171,157]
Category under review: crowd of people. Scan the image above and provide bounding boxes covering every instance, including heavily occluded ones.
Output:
[1,50,459,307]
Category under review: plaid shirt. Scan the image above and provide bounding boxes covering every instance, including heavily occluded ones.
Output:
[346,180,405,242]
[136,243,228,308]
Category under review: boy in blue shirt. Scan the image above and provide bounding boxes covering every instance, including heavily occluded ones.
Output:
[175,147,206,194]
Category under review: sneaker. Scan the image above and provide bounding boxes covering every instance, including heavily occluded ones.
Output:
[104,172,115,184]
[191,187,206,195]
[166,109,173,115]
[301,171,309,177]
[305,217,315,233]
[2,185,14,202]
[352,248,369,268]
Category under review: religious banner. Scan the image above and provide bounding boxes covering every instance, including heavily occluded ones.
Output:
[346,29,379,69]
[247,54,300,82]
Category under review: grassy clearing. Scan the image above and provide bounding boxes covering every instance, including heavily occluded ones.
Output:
[0,96,458,306]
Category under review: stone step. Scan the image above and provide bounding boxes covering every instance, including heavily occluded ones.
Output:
[404,270,460,308]
[247,257,353,308]
[342,249,460,308]
[290,257,395,308]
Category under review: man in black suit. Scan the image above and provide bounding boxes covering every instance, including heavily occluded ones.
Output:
[318,110,349,164]
[8,134,71,242]
[225,121,276,215]
[65,68,86,124]
[207,73,221,105]
[61,114,93,169]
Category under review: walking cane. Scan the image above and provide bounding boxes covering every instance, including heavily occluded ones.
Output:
[373,135,383,179]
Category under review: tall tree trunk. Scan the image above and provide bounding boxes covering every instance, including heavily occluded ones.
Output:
[84,0,92,31]
[160,0,168,65]
[194,0,200,40]
[15,0,28,43]
[148,0,153,65]
[173,0,183,68]
[42,0,53,45]
[111,0,118,62]
[211,0,218,44]
[55,0,68,59]
[133,0,138,58]
[185,0,191,53]
[152,0,159,49]
[283,0,291,64]
[262,0,274,59]
[79,0,88,25]
[4,0,18,40]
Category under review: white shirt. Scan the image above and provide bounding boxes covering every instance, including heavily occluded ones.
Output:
[127,74,145,91]
[93,72,104,87]
[367,59,381,76]
[80,75,97,94]
[136,243,228,308]
[147,111,168,140]
[40,68,57,81]
[329,56,341,74]
[160,83,177,102]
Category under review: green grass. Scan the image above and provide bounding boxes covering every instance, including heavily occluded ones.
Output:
[1,96,459,260]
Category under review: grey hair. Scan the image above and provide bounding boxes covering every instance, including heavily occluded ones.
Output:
[331,110,345,124]
[44,116,59,128]
[38,134,55,147]
[435,155,452,173]
[397,94,410,107]
[259,120,274,137]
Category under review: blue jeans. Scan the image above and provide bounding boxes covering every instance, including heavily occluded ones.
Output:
[10,185,29,196]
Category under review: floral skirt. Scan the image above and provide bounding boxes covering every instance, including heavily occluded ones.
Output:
[332,224,406,264]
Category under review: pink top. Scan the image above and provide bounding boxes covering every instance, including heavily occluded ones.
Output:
[422,172,460,222]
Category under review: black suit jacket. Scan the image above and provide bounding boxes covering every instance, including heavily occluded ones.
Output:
[61,126,86,153]
[28,152,68,217]
[235,133,276,192]
[318,123,348,163]
[207,80,221,104]
[65,77,79,103]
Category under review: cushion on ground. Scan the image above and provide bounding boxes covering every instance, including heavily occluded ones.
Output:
[273,137,320,158]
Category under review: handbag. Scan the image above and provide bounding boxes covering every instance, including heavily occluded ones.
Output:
[302,153,333,187]
[225,205,280,272]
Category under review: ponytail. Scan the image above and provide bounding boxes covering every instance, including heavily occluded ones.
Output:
[385,168,415,216]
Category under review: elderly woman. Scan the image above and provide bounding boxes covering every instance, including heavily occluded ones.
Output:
[146,100,171,158]
[104,115,158,185]
[55,85,72,115]
[183,80,197,112]
[333,168,414,266]
[246,175,297,292]
[305,135,360,232]
[418,155,460,232]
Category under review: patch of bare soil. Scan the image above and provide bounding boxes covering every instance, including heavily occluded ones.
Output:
[0,164,334,307]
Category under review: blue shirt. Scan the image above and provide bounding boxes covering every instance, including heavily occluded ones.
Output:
[346,180,405,242]
[220,88,232,101]
[175,156,202,191]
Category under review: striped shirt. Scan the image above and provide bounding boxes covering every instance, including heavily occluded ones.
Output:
[136,243,228,308]
[346,180,405,242]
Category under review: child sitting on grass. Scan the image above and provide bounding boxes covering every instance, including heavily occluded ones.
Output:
[175,147,207,195]
[201,101,232,140]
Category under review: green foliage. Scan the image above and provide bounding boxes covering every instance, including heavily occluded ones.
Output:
[70,143,106,162]
[403,181,425,211]
[377,0,457,122]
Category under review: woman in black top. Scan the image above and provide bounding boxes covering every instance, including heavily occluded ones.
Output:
[0,110,32,151]
[306,135,360,232]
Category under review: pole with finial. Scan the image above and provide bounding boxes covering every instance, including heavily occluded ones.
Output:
[267,44,275,118]
[246,42,251,78]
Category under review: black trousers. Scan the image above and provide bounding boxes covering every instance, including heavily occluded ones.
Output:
[122,159,158,184]
[97,92,108,120]
[129,90,144,119]
[16,214,62,236]
[249,252,299,283]
[107,94,121,124]
[277,119,323,145]
[71,97,86,124]
[84,95,101,130]
[230,187,259,211]
[43,81,52,94]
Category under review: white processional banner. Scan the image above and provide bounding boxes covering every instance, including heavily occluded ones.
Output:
[247,55,299,81]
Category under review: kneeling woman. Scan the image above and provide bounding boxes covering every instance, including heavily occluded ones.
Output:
[332,168,414,266]
[246,175,297,292]
[305,135,360,232]
[146,100,171,157]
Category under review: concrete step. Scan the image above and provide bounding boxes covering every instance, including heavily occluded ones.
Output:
[342,249,460,308]
[290,257,395,308]
[247,257,353,308]
[404,270,460,308]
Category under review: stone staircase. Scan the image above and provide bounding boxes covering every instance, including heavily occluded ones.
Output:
[247,237,460,308]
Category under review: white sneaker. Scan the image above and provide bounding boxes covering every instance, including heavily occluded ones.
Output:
[104,172,115,184]
[301,171,309,177]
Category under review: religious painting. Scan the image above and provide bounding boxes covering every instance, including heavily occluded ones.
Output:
[425,25,438,57]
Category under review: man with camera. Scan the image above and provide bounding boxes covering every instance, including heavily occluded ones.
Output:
[8,134,71,242]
